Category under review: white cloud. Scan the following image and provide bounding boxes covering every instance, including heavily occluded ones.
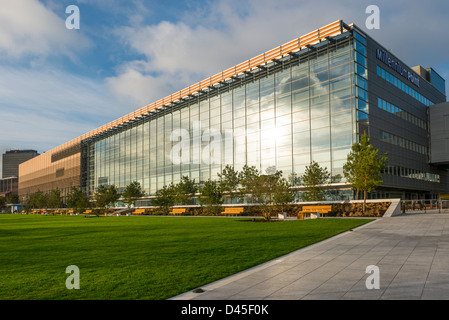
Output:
[0,65,128,152]
[107,0,360,105]
[0,0,90,59]
[107,0,449,105]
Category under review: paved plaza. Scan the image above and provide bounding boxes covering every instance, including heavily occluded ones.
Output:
[171,211,449,300]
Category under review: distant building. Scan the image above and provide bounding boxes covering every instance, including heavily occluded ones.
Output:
[3,150,39,179]
[1,150,39,197]
[0,177,18,198]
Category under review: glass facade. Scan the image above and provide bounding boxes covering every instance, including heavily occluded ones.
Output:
[428,68,446,96]
[19,20,448,203]
[84,32,364,200]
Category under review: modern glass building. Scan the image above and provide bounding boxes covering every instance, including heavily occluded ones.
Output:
[18,20,448,204]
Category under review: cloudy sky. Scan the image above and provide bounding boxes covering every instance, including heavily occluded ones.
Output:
[1,0,448,176]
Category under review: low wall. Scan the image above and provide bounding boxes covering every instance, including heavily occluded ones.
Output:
[134,199,402,218]
[290,199,400,218]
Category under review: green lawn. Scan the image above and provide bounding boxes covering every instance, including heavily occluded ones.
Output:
[0,214,373,300]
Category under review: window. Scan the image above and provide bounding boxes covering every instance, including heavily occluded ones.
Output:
[377,97,426,130]
[291,77,309,91]
[354,40,366,56]
[356,52,366,67]
[377,66,434,106]
[354,31,366,45]
[356,75,367,90]
[356,87,368,102]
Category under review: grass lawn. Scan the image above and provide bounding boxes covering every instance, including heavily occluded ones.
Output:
[0,214,373,300]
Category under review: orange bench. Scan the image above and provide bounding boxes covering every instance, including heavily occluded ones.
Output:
[222,207,244,216]
[298,205,332,219]
[170,208,186,215]
[132,208,146,215]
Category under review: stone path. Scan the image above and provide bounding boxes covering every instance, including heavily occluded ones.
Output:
[171,211,449,300]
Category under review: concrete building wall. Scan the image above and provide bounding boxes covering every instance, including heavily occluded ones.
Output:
[429,102,449,165]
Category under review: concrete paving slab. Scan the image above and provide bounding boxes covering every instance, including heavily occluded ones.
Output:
[170,212,449,300]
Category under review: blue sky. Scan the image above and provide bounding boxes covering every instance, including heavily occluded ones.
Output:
[1,0,448,176]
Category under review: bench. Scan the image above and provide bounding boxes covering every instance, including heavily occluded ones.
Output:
[170,208,186,215]
[83,209,92,215]
[298,205,332,219]
[132,208,146,215]
[222,207,244,216]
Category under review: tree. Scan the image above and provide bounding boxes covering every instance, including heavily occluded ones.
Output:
[0,196,6,209]
[217,165,240,204]
[343,136,364,200]
[66,186,90,215]
[152,183,176,214]
[6,193,19,204]
[47,188,62,210]
[343,132,388,213]
[273,175,296,214]
[253,173,279,221]
[29,189,48,209]
[174,176,197,205]
[122,181,146,208]
[253,170,295,221]
[93,185,120,215]
[238,165,260,204]
[22,194,34,213]
[301,161,330,201]
[198,179,223,215]
[289,172,301,186]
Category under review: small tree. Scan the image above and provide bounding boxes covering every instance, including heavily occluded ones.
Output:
[289,172,301,186]
[6,193,19,204]
[22,194,33,213]
[343,136,364,200]
[29,190,48,209]
[93,185,120,215]
[217,165,240,204]
[301,161,330,202]
[253,170,295,221]
[343,132,388,213]
[66,186,90,215]
[273,175,295,215]
[0,196,6,209]
[253,173,278,221]
[174,176,197,205]
[238,165,260,204]
[122,181,146,208]
[152,183,176,214]
[198,179,223,215]
[47,188,62,211]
